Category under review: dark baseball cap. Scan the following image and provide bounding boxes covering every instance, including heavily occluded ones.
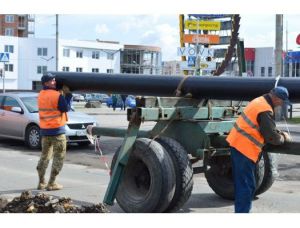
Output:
[41,73,55,84]
[271,86,289,102]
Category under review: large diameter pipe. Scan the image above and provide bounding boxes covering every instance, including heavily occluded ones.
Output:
[52,72,300,102]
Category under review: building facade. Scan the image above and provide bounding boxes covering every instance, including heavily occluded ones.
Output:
[284,51,300,77]
[0,36,123,90]
[162,60,182,76]
[252,47,275,77]
[121,45,162,75]
[0,14,34,37]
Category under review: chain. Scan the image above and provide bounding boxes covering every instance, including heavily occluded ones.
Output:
[86,126,110,172]
[94,137,110,171]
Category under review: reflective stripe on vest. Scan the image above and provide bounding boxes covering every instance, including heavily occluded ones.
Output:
[233,123,264,148]
[226,96,273,162]
[40,114,63,120]
[241,112,260,131]
[39,108,59,112]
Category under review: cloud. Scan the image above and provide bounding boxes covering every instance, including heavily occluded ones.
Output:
[140,23,179,61]
[35,14,54,25]
[117,15,161,33]
[95,24,109,34]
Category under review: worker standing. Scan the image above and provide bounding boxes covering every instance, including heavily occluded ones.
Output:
[36,73,73,191]
[226,86,292,213]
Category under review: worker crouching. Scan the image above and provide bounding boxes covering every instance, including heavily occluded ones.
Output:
[226,86,292,213]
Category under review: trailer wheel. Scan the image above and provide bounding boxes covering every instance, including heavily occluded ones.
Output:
[111,138,175,213]
[156,137,193,212]
[255,151,278,196]
[205,152,277,200]
[205,155,235,200]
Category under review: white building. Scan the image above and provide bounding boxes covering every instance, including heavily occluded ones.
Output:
[162,60,182,76]
[0,36,19,89]
[253,47,275,77]
[0,36,123,90]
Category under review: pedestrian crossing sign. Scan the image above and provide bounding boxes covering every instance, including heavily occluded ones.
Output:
[0,52,10,62]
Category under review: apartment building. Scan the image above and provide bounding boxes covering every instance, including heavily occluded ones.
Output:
[0,14,34,37]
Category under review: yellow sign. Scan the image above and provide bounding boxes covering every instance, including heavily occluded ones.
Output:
[185,20,221,31]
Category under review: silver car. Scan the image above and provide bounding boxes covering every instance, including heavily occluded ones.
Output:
[0,92,97,149]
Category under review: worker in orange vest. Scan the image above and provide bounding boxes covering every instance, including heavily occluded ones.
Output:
[226,86,292,213]
[36,73,72,191]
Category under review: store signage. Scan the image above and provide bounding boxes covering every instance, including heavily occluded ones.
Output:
[296,34,300,45]
[180,61,216,70]
[188,14,227,19]
[183,34,220,44]
[185,20,221,31]
[177,47,214,57]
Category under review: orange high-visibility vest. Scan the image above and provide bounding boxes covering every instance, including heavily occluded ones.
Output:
[226,96,273,163]
[38,90,68,129]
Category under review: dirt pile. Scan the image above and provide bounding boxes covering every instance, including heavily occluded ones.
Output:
[0,191,109,213]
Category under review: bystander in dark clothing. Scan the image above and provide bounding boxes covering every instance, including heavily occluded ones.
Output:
[121,94,127,111]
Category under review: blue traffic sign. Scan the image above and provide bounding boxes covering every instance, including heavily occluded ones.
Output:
[0,52,10,62]
[188,56,196,67]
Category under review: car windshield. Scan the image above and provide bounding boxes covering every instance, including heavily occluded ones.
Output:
[20,96,39,113]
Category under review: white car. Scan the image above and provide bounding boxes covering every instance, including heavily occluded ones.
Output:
[0,92,98,149]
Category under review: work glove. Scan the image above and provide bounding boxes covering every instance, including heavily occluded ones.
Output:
[281,131,292,143]
[62,85,71,94]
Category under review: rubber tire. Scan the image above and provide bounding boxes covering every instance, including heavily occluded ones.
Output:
[205,155,235,200]
[111,138,176,213]
[255,151,278,196]
[155,137,193,212]
[204,152,275,200]
[25,125,41,150]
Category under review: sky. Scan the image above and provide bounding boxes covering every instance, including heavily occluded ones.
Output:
[3,0,299,62]
[33,14,300,61]
[35,14,300,60]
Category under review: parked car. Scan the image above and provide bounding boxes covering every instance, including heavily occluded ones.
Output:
[0,92,98,149]
[73,93,85,102]
[106,95,136,108]
[85,93,109,103]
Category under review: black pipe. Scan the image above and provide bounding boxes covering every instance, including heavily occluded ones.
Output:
[51,72,300,102]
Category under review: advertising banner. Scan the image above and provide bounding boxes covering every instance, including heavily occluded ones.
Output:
[177,47,214,57]
[180,61,216,70]
[185,20,221,31]
[183,34,220,44]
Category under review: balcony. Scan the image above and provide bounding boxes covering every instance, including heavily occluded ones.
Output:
[28,15,35,22]
[18,23,26,30]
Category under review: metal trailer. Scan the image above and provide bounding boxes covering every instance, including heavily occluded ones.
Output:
[53,72,300,212]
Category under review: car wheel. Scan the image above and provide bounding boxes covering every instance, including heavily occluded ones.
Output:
[26,125,41,150]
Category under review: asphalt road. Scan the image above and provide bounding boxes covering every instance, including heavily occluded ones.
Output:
[1,106,300,212]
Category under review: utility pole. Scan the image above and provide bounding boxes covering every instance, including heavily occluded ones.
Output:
[285,19,288,77]
[56,14,59,71]
[275,14,283,77]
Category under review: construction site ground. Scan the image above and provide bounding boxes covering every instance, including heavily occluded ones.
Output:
[1,103,300,213]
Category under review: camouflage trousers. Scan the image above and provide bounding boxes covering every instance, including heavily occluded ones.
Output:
[36,134,67,183]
